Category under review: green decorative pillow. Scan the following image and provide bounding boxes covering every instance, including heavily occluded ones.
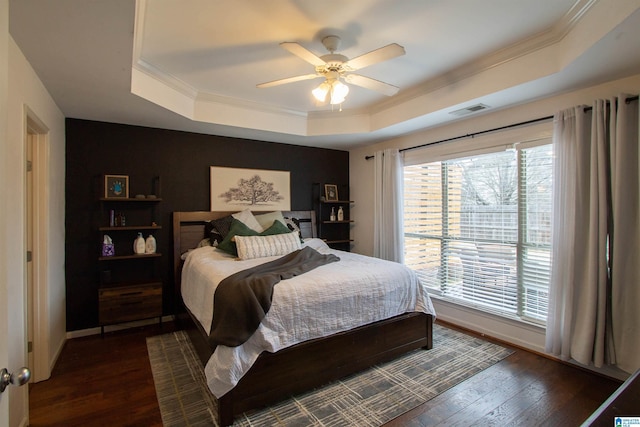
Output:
[217,218,292,256]
[261,219,291,236]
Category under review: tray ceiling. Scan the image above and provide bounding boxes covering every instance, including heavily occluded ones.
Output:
[10,0,640,148]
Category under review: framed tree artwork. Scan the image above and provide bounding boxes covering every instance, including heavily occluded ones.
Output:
[210,166,291,211]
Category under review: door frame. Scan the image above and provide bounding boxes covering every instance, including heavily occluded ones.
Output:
[24,107,50,383]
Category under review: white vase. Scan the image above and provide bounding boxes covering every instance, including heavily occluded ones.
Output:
[134,232,145,254]
[145,234,156,254]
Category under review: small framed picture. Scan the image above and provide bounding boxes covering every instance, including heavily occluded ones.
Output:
[104,175,129,199]
[324,184,338,201]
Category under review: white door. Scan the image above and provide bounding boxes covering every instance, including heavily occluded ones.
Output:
[1,0,11,422]
[0,67,31,427]
[0,263,9,427]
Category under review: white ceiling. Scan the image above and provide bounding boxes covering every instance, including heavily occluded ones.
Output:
[9,0,640,149]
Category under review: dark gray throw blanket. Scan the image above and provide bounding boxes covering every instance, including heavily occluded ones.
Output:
[209,246,340,347]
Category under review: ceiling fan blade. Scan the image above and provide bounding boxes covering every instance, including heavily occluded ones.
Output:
[256,74,321,88]
[345,43,405,71]
[344,74,400,96]
[280,42,326,67]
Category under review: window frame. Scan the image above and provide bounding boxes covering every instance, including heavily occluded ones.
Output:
[402,124,553,326]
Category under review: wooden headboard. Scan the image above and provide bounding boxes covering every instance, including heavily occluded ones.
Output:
[172,210,317,293]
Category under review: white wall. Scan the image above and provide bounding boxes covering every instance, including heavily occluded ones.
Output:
[349,73,640,370]
[4,35,66,426]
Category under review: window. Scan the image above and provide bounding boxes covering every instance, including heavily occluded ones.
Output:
[404,143,552,324]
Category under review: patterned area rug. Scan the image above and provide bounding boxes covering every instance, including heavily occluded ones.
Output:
[147,324,513,426]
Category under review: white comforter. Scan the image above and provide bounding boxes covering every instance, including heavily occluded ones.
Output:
[181,238,436,397]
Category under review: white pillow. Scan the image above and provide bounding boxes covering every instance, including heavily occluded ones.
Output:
[254,211,286,230]
[303,238,331,252]
[232,209,263,232]
[235,232,302,260]
[197,238,212,247]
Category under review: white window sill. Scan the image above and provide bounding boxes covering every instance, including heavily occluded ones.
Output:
[430,295,546,353]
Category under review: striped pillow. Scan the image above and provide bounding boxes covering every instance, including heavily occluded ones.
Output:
[235,232,301,260]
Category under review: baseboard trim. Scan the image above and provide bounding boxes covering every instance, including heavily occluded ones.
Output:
[48,333,66,380]
[432,300,629,382]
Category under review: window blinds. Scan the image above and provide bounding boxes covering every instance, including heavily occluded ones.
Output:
[404,143,552,323]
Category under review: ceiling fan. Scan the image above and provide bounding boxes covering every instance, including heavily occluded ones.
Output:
[256,35,405,105]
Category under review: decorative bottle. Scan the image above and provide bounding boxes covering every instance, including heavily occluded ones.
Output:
[134,232,145,254]
[337,206,344,221]
[145,234,157,254]
[330,207,336,221]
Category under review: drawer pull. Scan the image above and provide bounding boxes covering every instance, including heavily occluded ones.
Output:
[121,291,143,297]
[121,301,143,306]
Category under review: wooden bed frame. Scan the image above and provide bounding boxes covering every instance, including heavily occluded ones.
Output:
[172,210,433,426]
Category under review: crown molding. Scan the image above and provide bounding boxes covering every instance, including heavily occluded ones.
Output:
[195,91,308,118]
[133,58,199,99]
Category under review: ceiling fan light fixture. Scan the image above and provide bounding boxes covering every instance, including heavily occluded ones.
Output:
[330,80,349,104]
[260,35,405,107]
[312,79,349,105]
[312,80,331,102]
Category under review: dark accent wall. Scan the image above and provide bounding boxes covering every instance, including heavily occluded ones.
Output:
[65,118,349,331]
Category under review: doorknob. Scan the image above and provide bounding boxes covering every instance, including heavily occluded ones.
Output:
[0,367,31,393]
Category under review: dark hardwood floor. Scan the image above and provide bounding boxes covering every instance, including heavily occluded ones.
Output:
[28,322,178,427]
[29,320,621,426]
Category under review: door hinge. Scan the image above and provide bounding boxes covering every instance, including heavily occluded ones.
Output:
[26,251,32,262]
[28,341,33,353]
[27,160,33,172]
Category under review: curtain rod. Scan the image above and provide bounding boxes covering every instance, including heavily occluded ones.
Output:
[365,95,639,160]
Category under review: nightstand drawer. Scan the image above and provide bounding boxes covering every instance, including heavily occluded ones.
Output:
[99,282,162,325]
